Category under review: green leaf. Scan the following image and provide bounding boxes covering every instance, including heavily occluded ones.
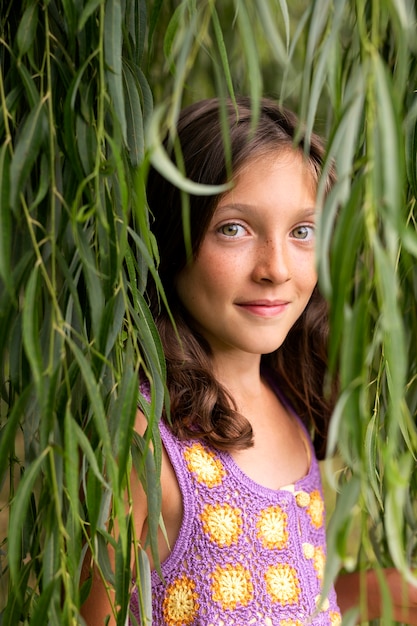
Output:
[86,455,105,539]
[73,419,110,490]
[65,336,113,462]
[325,474,361,582]
[373,56,403,223]
[16,1,39,58]
[105,0,126,141]
[115,521,132,624]
[373,240,406,420]
[147,105,231,196]
[21,266,44,391]
[255,1,287,63]
[74,224,104,336]
[78,0,104,31]
[116,368,140,487]
[211,7,236,102]
[148,0,163,52]
[29,580,57,626]
[384,453,414,579]
[163,3,183,63]
[234,2,262,118]
[64,405,82,518]
[0,386,31,483]
[135,548,152,626]
[131,432,162,577]
[8,448,49,586]
[98,289,126,358]
[122,61,144,166]
[17,62,40,108]
[9,101,47,211]
[0,143,12,294]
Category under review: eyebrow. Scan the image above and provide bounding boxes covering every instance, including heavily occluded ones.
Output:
[214,203,317,218]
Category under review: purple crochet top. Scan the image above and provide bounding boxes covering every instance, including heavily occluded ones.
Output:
[130,382,341,626]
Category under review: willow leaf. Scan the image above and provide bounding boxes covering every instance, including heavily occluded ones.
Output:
[304,0,346,140]
[135,0,147,65]
[0,563,32,625]
[29,152,49,211]
[148,0,163,53]
[85,458,106,539]
[16,63,40,108]
[0,86,23,138]
[131,432,162,577]
[98,289,125,359]
[122,61,144,167]
[374,241,406,419]
[325,475,361,584]
[63,54,98,180]
[405,110,417,198]
[163,3,183,63]
[96,530,116,585]
[255,0,287,64]
[0,386,31,482]
[327,179,364,370]
[136,548,152,626]
[105,0,126,141]
[29,580,56,626]
[8,447,49,586]
[365,413,384,509]
[131,290,166,390]
[211,7,237,101]
[16,1,39,57]
[74,225,104,336]
[234,1,262,120]
[0,143,12,294]
[22,266,43,390]
[61,0,77,37]
[65,336,115,473]
[115,522,132,625]
[374,56,403,224]
[401,225,417,257]
[64,405,81,519]
[78,0,104,31]
[9,101,47,210]
[42,521,60,589]
[384,453,414,579]
[116,369,140,488]
[147,105,230,196]
[75,420,110,489]
[136,66,153,121]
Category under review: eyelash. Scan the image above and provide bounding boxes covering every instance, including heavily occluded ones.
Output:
[291,225,315,241]
[218,222,315,240]
[218,222,247,237]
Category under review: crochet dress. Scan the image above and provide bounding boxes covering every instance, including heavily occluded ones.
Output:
[130,383,341,626]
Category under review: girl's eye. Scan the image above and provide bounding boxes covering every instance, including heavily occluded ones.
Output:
[291,225,315,240]
[218,223,246,237]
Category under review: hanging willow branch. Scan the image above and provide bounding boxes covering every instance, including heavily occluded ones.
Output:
[1,1,416,625]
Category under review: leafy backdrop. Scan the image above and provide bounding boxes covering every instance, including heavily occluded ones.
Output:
[0,1,416,624]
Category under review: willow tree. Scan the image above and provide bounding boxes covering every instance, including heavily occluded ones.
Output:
[0,1,416,625]
[0,1,165,624]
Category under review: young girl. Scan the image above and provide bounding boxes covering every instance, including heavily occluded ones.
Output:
[82,97,417,625]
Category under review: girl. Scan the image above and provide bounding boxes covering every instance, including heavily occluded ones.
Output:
[82,97,417,625]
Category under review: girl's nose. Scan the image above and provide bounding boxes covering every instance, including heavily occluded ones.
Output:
[252,239,291,284]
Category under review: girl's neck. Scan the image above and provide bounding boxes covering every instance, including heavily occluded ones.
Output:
[212,352,265,406]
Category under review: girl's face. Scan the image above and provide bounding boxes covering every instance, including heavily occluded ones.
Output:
[175,150,318,364]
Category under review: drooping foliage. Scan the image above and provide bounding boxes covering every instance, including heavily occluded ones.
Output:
[0,1,416,624]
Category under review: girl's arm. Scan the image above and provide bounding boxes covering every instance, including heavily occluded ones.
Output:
[336,568,417,624]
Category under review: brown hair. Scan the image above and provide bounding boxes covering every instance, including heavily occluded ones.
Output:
[146,96,335,459]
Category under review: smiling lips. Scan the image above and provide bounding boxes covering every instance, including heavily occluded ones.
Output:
[235,300,290,317]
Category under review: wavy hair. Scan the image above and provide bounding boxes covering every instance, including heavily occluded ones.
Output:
[146,96,335,459]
